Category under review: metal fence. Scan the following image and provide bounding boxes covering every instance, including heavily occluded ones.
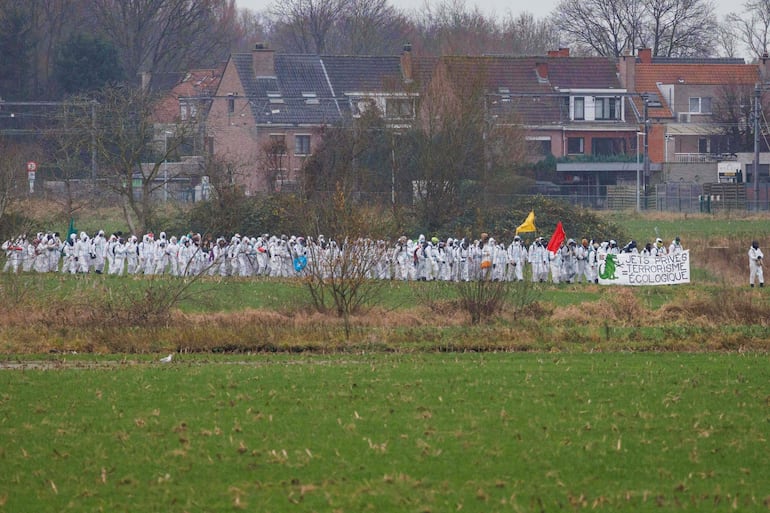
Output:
[23,177,770,213]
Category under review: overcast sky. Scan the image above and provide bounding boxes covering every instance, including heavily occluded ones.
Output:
[237,0,736,22]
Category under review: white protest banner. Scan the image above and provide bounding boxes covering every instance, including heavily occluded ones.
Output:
[598,250,690,286]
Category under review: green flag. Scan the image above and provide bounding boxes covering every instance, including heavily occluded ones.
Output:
[66,218,77,240]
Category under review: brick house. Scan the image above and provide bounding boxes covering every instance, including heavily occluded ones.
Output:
[207,44,419,195]
[148,68,223,201]
[619,48,769,185]
[422,50,636,154]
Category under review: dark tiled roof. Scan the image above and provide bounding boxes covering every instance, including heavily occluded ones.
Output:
[276,55,334,98]
[231,53,409,125]
[321,55,405,93]
[652,57,746,65]
[547,57,621,89]
[438,55,624,125]
[229,51,630,127]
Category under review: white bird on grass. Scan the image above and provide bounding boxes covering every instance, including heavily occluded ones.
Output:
[159,353,173,363]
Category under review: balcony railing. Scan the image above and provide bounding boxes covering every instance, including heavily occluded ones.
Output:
[673,153,738,163]
[673,153,717,163]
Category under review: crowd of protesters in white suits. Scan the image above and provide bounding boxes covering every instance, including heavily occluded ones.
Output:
[3,230,686,283]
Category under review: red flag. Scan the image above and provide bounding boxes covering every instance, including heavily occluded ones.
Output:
[546,221,566,253]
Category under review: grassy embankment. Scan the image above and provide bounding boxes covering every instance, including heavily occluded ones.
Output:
[1,211,770,354]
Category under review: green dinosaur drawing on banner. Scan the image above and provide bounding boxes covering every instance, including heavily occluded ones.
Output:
[599,254,619,280]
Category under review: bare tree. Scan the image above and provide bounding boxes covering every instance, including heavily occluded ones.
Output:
[85,86,196,234]
[640,0,718,57]
[727,0,770,58]
[712,82,770,154]
[269,0,344,53]
[0,137,27,230]
[715,22,741,58]
[232,6,270,52]
[553,0,717,57]
[90,0,239,87]
[302,188,394,340]
[552,0,636,57]
[405,59,495,231]
[500,12,560,56]
[260,137,287,193]
[43,99,95,218]
[300,108,389,201]
[336,0,410,55]
[413,0,506,55]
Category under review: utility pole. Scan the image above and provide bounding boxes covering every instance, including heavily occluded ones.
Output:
[642,95,650,210]
[91,100,97,184]
[753,83,761,206]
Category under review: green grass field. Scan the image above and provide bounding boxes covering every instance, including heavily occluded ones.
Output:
[2,353,769,512]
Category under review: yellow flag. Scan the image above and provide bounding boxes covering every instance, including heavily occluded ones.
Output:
[515,210,537,235]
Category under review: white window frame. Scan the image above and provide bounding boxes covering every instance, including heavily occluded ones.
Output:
[295,134,311,156]
[385,98,415,119]
[594,97,621,120]
[573,97,585,120]
[689,97,712,114]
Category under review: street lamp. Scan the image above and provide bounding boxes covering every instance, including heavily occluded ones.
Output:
[163,130,173,202]
[636,131,646,212]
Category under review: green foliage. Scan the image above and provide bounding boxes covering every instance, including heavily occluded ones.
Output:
[53,34,124,96]
[0,5,34,99]
[557,153,637,163]
[187,193,306,238]
[495,196,628,243]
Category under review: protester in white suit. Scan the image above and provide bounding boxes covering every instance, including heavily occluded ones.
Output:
[749,240,764,288]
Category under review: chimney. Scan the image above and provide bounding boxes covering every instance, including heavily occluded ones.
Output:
[547,48,570,58]
[535,62,549,82]
[760,50,770,83]
[618,49,636,91]
[252,42,275,78]
[401,42,413,83]
[638,48,652,64]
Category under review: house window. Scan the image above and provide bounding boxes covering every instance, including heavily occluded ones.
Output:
[227,95,235,114]
[535,140,552,156]
[567,137,584,154]
[295,134,311,155]
[180,101,197,121]
[689,97,712,114]
[385,98,414,119]
[270,134,286,155]
[573,97,585,120]
[595,97,620,120]
[592,137,623,156]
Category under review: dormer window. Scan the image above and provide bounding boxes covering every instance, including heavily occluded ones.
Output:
[385,98,414,119]
[302,92,320,105]
[573,97,585,120]
[595,97,620,120]
[180,102,198,120]
[689,97,712,114]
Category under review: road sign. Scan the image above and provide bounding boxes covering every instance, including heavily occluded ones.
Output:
[26,161,37,173]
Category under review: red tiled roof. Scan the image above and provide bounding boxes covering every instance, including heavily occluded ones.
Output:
[153,68,224,123]
[633,63,759,118]
[433,55,623,125]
